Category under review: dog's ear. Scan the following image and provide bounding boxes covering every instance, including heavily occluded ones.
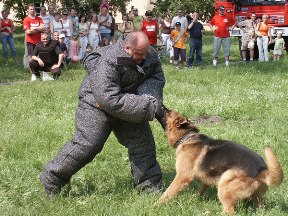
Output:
[175,117,189,128]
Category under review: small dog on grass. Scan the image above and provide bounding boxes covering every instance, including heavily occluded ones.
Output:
[156,107,283,214]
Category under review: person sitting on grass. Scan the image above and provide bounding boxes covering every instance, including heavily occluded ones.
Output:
[29,33,64,80]
[170,22,189,69]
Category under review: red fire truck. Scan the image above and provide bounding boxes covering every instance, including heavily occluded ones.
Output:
[214,0,288,55]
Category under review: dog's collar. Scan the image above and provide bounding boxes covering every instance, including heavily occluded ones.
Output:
[174,130,197,148]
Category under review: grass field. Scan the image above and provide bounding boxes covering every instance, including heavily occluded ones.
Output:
[0,34,287,215]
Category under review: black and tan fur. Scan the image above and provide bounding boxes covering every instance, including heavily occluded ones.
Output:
[157,108,283,214]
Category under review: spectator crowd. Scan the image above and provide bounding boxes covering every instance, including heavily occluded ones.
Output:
[0,2,286,81]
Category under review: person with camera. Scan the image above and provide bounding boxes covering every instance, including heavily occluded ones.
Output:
[129,7,143,31]
[118,14,134,38]
[187,12,204,67]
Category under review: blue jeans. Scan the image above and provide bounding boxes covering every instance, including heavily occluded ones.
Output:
[187,38,202,66]
[1,33,17,58]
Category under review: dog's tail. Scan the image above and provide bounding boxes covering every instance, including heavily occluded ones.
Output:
[263,146,283,186]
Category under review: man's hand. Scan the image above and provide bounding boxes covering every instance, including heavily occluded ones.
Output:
[145,95,166,127]
[212,25,218,31]
[154,100,166,128]
[51,64,60,70]
[38,59,44,67]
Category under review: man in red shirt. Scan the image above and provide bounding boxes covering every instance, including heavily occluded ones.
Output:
[208,5,236,66]
[23,3,46,81]
[140,10,159,49]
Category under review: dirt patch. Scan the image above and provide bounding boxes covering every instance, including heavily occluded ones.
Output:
[192,115,222,124]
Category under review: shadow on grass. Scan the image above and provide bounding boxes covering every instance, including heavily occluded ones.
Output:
[63,176,135,198]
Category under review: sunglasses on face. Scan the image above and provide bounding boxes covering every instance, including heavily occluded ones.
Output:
[62,14,68,15]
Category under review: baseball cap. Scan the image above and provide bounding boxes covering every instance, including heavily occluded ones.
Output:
[219,5,225,11]
[175,22,181,26]
[145,10,153,16]
[72,31,78,37]
[59,33,65,38]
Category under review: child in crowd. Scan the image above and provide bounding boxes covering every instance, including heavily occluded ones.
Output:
[99,37,110,47]
[273,32,285,61]
[110,37,117,45]
[53,31,59,40]
[166,38,174,64]
[85,45,93,57]
[170,22,189,69]
[69,32,81,63]
[58,33,68,68]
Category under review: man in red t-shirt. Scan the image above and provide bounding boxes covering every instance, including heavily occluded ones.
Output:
[23,3,46,80]
[140,10,159,48]
[208,5,236,66]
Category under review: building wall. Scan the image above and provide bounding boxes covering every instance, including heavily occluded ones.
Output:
[115,0,154,23]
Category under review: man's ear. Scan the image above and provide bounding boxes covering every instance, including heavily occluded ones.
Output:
[125,44,130,52]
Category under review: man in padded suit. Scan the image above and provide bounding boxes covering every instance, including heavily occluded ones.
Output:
[40,31,165,196]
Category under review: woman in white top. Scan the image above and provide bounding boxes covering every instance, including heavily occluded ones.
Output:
[61,10,73,47]
[78,14,89,60]
[88,13,102,52]
[50,13,62,37]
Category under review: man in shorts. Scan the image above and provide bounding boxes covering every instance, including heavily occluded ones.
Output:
[237,13,257,62]
[208,5,236,66]
[23,3,46,81]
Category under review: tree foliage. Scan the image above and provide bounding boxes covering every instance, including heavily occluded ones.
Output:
[0,0,36,21]
[151,0,215,22]
[0,0,132,21]
[54,0,131,15]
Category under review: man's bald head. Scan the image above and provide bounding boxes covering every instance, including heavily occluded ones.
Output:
[125,31,149,51]
[124,31,149,64]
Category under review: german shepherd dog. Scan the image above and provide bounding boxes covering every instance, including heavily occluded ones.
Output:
[157,108,283,214]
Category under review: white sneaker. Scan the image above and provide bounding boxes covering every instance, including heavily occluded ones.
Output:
[225,61,229,66]
[213,60,217,66]
[31,74,37,81]
[42,73,54,81]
